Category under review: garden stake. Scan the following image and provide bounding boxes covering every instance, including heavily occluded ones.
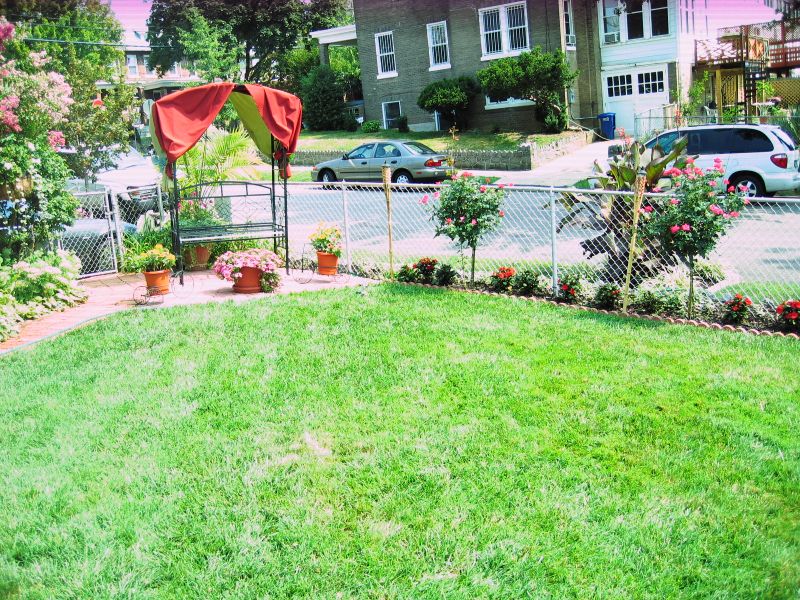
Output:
[382,165,395,278]
[549,186,558,297]
[622,171,647,312]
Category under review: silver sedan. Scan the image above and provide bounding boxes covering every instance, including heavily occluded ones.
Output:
[311,140,449,184]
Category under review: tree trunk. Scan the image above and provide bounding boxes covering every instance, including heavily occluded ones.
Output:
[470,245,476,286]
[688,255,695,319]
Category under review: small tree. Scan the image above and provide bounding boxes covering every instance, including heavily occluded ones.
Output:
[477,48,576,133]
[300,65,350,130]
[423,173,506,284]
[177,8,240,82]
[641,158,747,317]
[417,77,479,130]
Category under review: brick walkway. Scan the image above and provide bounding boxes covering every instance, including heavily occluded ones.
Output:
[0,270,373,354]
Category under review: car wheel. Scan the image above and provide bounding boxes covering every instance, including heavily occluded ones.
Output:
[392,170,413,185]
[319,169,337,183]
[729,174,765,198]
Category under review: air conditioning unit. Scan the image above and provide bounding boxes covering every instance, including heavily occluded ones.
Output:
[605,32,621,44]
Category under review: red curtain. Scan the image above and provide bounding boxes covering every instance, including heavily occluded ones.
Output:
[151,83,303,164]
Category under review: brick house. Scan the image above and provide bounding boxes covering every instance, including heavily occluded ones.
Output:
[349,0,601,132]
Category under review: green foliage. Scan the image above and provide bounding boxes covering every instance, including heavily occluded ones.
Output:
[592,282,622,310]
[259,270,281,293]
[424,173,506,283]
[309,223,342,257]
[511,269,550,297]
[396,264,419,283]
[631,282,686,316]
[361,120,381,133]
[179,127,266,189]
[122,224,172,272]
[301,65,349,131]
[396,115,409,133]
[776,300,800,331]
[488,266,516,293]
[477,48,577,133]
[147,0,347,83]
[177,8,240,82]
[685,72,709,115]
[125,244,176,273]
[694,260,725,287]
[557,271,583,303]
[723,293,753,325]
[416,77,479,129]
[433,263,458,286]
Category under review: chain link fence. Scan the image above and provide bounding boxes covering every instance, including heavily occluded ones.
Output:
[285,182,800,303]
[60,182,120,278]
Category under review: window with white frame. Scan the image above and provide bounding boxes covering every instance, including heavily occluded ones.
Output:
[602,0,620,44]
[479,2,529,59]
[382,101,401,129]
[427,21,450,69]
[375,32,397,77]
[626,0,644,40]
[650,0,670,36]
[607,74,632,97]
[638,71,665,94]
[564,0,576,47]
[126,54,138,76]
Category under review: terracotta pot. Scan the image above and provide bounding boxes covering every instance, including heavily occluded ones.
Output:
[317,251,339,276]
[233,266,262,294]
[143,269,171,295]
[183,245,211,271]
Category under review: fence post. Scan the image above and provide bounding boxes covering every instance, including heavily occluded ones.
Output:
[549,186,558,297]
[382,165,395,278]
[156,182,165,224]
[340,179,352,273]
[109,190,125,262]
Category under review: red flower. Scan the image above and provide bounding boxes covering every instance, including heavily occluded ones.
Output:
[789,312,799,320]
[561,284,568,291]
[777,304,785,314]
[745,298,752,306]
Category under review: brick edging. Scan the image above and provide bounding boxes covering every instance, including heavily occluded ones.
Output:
[397,282,800,340]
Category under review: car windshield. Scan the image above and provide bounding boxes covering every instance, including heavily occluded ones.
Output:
[404,142,437,155]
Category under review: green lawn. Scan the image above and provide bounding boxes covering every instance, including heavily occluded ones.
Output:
[1,285,798,598]
[296,130,569,152]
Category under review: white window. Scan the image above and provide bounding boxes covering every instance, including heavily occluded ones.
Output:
[602,0,620,44]
[126,54,138,76]
[479,2,529,59]
[650,0,670,36]
[375,32,397,78]
[382,101,401,129]
[564,0,576,47]
[626,0,645,40]
[485,95,535,110]
[607,74,633,97]
[427,21,450,70]
[638,71,665,94]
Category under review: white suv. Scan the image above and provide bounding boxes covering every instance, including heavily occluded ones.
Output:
[643,124,800,196]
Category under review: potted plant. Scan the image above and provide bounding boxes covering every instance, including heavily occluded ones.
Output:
[129,244,176,295]
[212,248,283,294]
[309,223,343,276]
[178,193,220,270]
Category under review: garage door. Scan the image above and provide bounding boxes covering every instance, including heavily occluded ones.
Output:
[602,67,669,135]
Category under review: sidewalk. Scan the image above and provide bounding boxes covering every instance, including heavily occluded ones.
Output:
[0,270,373,354]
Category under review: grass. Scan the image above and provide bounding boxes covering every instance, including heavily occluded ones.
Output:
[717,282,800,303]
[1,285,798,598]
[295,130,571,153]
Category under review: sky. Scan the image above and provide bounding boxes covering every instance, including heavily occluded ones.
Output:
[108,0,152,41]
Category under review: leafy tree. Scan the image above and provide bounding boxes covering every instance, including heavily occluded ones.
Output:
[417,77,479,129]
[477,48,576,133]
[177,8,240,82]
[5,1,136,184]
[147,0,346,83]
[301,64,353,130]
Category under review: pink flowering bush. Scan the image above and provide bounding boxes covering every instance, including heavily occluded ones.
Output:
[178,193,220,226]
[424,172,506,284]
[641,156,746,315]
[213,249,283,290]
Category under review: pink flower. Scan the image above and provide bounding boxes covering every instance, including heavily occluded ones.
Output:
[670,198,680,205]
[743,199,751,205]
[419,194,429,205]
[709,180,717,187]
[507,183,514,187]
[652,187,662,193]
[686,157,695,164]
[723,179,730,185]
[728,186,735,192]
[461,171,473,178]
[709,204,724,215]
[730,211,740,217]
[498,210,505,217]
[480,185,487,193]
[681,223,691,231]
[670,225,680,234]
[459,216,465,222]
[471,218,477,226]
[445,217,453,225]
[498,183,505,189]
[643,205,654,213]
[433,191,440,199]
[451,174,458,180]
[91,97,104,108]
[738,184,748,192]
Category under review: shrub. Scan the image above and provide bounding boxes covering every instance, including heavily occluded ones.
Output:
[694,260,726,287]
[423,173,506,284]
[417,77,479,129]
[488,266,516,293]
[5,250,86,320]
[434,263,458,287]
[412,257,438,284]
[0,289,21,342]
[723,293,753,324]
[631,283,685,316]
[396,264,419,283]
[396,115,409,132]
[592,282,622,310]
[361,120,381,133]
[511,269,549,297]
[776,300,800,331]
[259,270,281,293]
[300,65,349,131]
[557,272,583,303]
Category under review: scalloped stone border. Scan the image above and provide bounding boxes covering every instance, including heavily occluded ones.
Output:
[398,282,800,340]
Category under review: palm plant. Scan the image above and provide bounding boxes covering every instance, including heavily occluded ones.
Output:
[179,126,266,189]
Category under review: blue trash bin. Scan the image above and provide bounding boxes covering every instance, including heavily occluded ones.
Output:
[598,113,616,140]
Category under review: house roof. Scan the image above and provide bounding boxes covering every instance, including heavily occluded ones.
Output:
[310,24,357,46]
